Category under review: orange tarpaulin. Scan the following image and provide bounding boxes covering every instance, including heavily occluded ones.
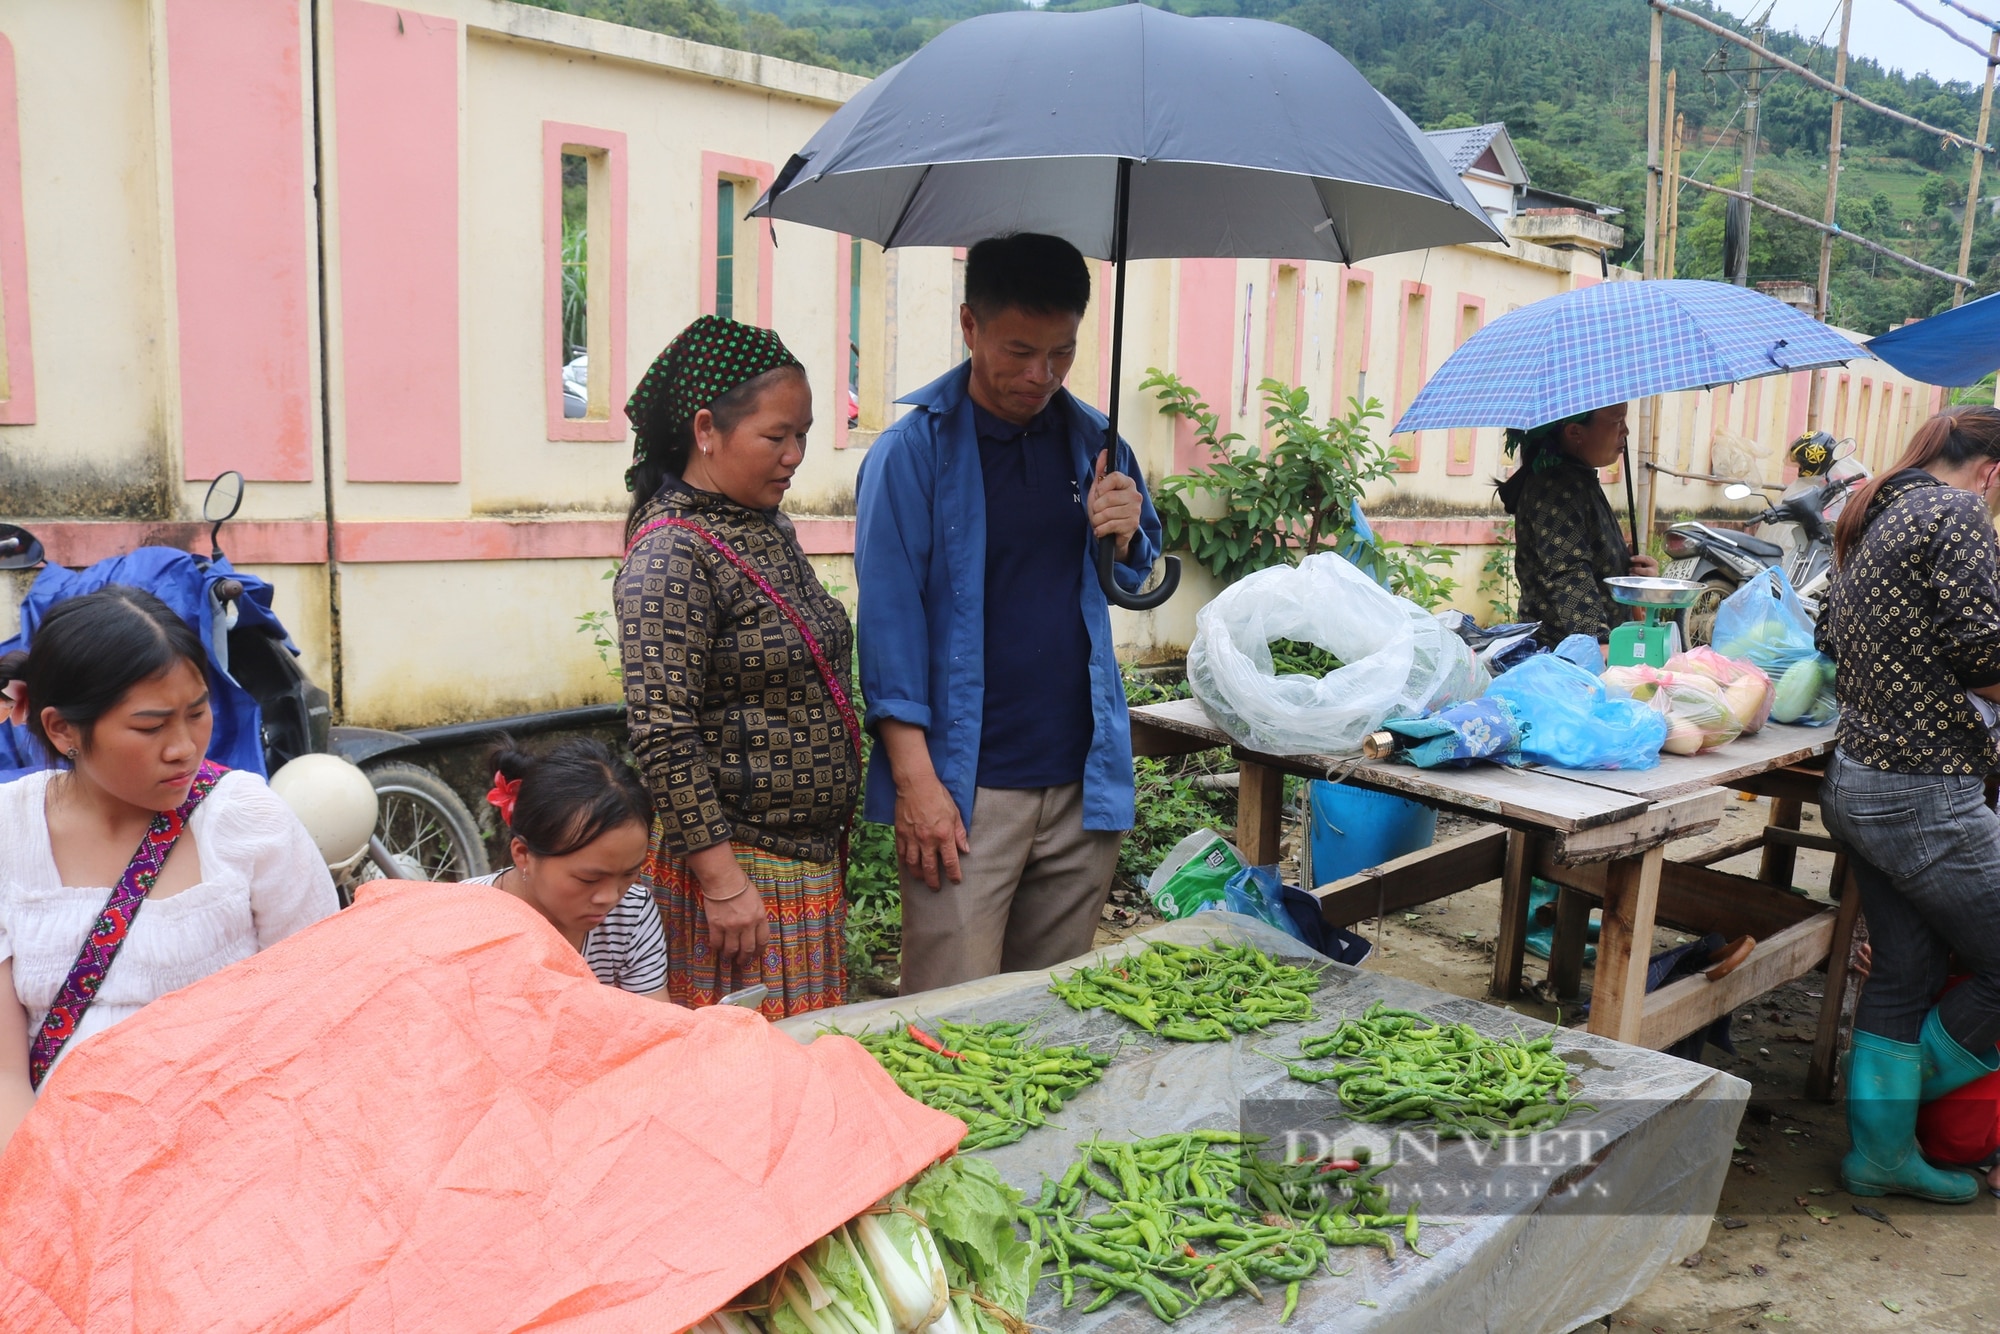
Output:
[0,881,964,1332]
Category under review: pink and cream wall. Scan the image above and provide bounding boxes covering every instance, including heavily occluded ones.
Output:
[0,0,1950,723]
[0,0,903,725]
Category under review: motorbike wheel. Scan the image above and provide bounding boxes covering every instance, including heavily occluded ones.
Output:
[350,761,490,891]
[1679,575,1739,648]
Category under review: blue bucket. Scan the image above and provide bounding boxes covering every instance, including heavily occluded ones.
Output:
[1307,780,1437,886]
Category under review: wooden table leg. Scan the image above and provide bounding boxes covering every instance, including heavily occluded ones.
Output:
[1588,845,1666,1045]
[1549,883,1593,1003]
[1759,796,1803,889]
[1235,759,1285,867]
[1808,854,1864,1101]
[1490,831,1533,1000]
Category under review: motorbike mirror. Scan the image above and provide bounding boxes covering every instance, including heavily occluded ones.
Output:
[201,470,244,560]
[203,470,245,524]
[1723,482,1755,501]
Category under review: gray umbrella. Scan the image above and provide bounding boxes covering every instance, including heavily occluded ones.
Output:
[752,3,1502,609]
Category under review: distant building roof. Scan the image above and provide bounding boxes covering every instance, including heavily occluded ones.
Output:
[1425,122,1523,183]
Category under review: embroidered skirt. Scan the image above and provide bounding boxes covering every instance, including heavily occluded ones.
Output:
[648,831,847,1018]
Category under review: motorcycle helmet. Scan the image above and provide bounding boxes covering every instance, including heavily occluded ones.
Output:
[1789,431,1838,477]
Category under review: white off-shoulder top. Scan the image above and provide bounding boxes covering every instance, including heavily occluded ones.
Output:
[0,769,338,1076]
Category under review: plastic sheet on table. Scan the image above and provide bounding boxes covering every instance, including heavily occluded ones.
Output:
[782,915,1749,1334]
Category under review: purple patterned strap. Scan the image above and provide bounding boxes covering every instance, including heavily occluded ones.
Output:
[628,517,863,769]
[28,760,228,1089]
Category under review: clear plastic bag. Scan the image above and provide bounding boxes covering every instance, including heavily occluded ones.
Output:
[1603,667,1742,754]
[1663,646,1774,733]
[1186,552,1487,755]
[1711,568,1837,726]
[1486,653,1667,770]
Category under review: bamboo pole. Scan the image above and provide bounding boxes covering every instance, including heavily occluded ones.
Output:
[1664,109,1685,278]
[1733,14,1765,287]
[1680,176,1974,285]
[1810,0,1853,432]
[1641,73,1679,548]
[1645,7,1663,280]
[1650,1,1989,152]
[1955,27,1999,308]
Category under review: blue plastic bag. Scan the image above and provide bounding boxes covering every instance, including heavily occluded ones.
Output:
[1710,568,1837,726]
[1486,653,1667,769]
[1194,864,1373,964]
[1553,633,1606,675]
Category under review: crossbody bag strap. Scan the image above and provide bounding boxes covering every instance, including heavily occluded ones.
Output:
[628,517,863,767]
[28,759,229,1089]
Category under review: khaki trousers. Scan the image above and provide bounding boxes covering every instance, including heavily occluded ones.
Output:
[898,782,1123,995]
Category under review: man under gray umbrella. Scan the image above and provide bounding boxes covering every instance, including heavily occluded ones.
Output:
[855,233,1162,993]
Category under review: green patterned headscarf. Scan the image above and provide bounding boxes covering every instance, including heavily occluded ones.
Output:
[624,315,803,491]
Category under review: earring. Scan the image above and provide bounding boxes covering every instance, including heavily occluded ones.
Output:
[65,748,78,760]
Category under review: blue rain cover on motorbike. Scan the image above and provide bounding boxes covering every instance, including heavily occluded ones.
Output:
[0,548,292,782]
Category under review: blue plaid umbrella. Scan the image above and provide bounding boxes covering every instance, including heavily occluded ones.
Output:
[1391,279,1869,435]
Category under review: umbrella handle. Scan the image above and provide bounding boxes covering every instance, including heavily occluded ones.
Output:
[1622,441,1642,558]
[1098,537,1181,612]
[1093,156,1181,615]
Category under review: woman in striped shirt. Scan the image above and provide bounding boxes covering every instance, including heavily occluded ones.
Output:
[465,738,666,997]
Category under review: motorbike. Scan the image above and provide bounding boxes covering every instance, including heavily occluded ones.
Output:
[1,472,488,895]
[1659,432,1866,645]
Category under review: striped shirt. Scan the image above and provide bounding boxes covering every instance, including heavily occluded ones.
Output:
[466,874,667,994]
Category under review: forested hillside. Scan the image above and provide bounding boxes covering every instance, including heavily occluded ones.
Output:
[529,0,2000,331]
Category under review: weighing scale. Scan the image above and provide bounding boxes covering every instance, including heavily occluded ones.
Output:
[1603,576,1708,668]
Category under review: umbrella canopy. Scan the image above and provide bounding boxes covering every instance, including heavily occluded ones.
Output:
[1391,279,1869,435]
[750,4,1502,263]
[1865,291,2000,387]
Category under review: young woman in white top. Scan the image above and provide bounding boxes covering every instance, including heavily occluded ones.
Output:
[0,587,337,1148]
[464,737,667,997]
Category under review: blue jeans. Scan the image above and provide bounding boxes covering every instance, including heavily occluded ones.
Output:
[1820,750,2000,1050]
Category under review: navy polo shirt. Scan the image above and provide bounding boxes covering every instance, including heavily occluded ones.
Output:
[973,401,1095,789]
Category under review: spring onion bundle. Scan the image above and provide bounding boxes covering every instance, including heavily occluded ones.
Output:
[1267,1001,1585,1138]
[1026,1130,1422,1325]
[1048,942,1320,1041]
[690,1158,1035,1334]
[854,1021,1111,1151]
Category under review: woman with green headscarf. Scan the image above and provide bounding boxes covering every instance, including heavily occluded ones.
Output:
[1497,402,1657,648]
[616,316,858,1018]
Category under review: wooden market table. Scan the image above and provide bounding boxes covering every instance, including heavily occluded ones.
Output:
[1130,699,1863,1096]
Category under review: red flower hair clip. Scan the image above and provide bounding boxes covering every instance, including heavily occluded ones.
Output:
[485,772,522,827]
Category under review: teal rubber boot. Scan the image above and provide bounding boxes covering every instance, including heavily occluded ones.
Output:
[1842,1031,1980,1203]
[1918,1008,2000,1105]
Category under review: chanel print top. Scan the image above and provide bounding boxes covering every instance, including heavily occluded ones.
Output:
[617,478,857,861]
[1819,469,2000,774]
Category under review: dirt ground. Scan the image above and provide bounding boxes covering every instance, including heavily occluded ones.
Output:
[1096,796,2000,1333]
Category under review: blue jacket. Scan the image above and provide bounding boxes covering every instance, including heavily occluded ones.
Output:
[855,362,1163,833]
[0,548,291,782]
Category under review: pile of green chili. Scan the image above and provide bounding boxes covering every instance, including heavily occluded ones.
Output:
[1048,942,1320,1041]
[1024,1130,1423,1324]
[1266,1001,1584,1139]
[854,1020,1112,1151]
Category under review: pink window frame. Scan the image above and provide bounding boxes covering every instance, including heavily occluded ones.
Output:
[544,122,628,443]
[1392,279,1431,473]
[0,35,34,425]
[700,151,775,327]
[1331,267,1373,413]
[1263,260,1305,386]
[834,233,852,449]
[1446,293,1485,476]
